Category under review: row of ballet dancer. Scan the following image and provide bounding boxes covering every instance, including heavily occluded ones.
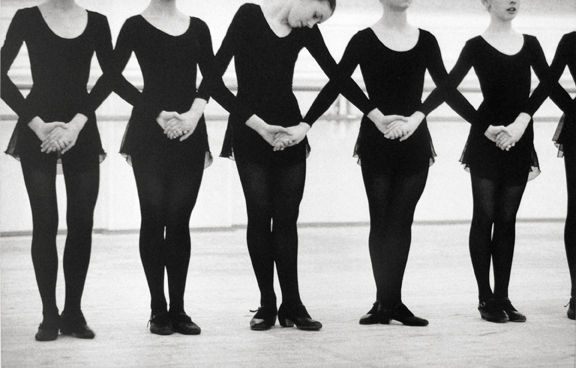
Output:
[1,0,574,342]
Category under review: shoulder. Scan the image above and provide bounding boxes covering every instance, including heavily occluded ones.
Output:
[121,15,142,30]
[12,6,36,23]
[522,34,540,46]
[417,29,439,47]
[87,10,109,27]
[236,3,259,19]
[560,31,576,47]
[189,16,211,35]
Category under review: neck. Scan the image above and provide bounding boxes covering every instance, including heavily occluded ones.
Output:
[147,0,178,15]
[45,0,77,10]
[486,16,514,34]
[263,0,293,26]
[378,5,409,29]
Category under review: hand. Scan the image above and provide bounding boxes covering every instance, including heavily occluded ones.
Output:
[397,112,425,142]
[367,109,408,136]
[163,111,202,141]
[156,111,179,130]
[28,117,66,141]
[484,125,508,143]
[495,124,525,151]
[256,122,290,147]
[272,123,310,151]
[40,124,82,154]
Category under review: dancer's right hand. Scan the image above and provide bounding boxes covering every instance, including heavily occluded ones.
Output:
[367,109,408,136]
[156,110,179,130]
[484,125,508,143]
[28,117,66,141]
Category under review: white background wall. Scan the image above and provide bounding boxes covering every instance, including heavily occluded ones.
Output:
[0,0,575,234]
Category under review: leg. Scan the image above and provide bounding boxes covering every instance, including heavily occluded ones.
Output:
[492,176,527,300]
[61,161,99,316]
[271,160,306,307]
[360,164,395,304]
[132,157,168,315]
[164,159,204,315]
[20,159,59,323]
[235,160,276,308]
[377,168,428,308]
[564,145,576,299]
[469,171,498,302]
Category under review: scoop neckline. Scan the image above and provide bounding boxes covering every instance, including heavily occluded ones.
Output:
[367,27,422,53]
[257,4,293,40]
[35,6,90,40]
[138,14,192,38]
[479,34,526,57]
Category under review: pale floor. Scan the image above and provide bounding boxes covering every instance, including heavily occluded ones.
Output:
[1,223,575,368]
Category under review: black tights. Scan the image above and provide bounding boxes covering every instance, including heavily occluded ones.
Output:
[132,156,204,315]
[235,159,306,308]
[361,164,429,307]
[21,158,99,320]
[469,170,527,301]
[564,145,576,297]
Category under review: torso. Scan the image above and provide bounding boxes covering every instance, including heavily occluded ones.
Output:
[37,4,88,39]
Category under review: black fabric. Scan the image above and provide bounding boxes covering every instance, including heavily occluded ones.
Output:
[20,156,99,318]
[235,159,306,307]
[1,7,113,163]
[361,163,428,307]
[206,3,373,165]
[131,155,205,314]
[549,32,576,155]
[113,15,213,162]
[469,169,527,301]
[565,145,576,297]
[446,35,549,180]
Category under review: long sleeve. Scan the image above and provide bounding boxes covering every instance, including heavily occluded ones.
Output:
[111,19,143,107]
[545,34,575,115]
[438,41,477,125]
[302,27,373,125]
[79,14,114,116]
[419,34,478,123]
[520,37,551,117]
[202,6,254,124]
[195,20,214,101]
[1,9,35,124]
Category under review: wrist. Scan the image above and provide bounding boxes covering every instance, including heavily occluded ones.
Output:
[69,113,88,131]
[367,108,383,123]
[27,116,44,132]
[412,111,426,122]
[299,122,311,132]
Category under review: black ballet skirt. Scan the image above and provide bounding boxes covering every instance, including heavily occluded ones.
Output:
[1,7,113,170]
[113,15,213,167]
[447,35,550,182]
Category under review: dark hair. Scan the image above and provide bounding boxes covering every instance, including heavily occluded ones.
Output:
[318,0,337,12]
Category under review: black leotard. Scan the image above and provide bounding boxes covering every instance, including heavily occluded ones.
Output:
[446,35,549,181]
[113,15,214,164]
[1,7,113,169]
[304,28,478,174]
[204,3,374,165]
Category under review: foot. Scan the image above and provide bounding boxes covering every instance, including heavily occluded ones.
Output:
[250,306,277,331]
[567,297,575,320]
[498,298,526,322]
[170,312,201,335]
[60,312,95,339]
[478,299,507,323]
[359,302,381,325]
[35,315,60,342]
[149,312,173,335]
[386,303,429,327]
[278,303,322,331]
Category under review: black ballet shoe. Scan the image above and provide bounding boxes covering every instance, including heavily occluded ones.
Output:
[359,302,382,325]
[170,312,201,335]
[35,315,60,342]
[250,306,277,331]
[498,299,526,322]
[566,297,575,320]
[60,312,95,339]
[148,312,173,335]
[278,304,322,331]
[478,299,507,323]
[385,303,429,327]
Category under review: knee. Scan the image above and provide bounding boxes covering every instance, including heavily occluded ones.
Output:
[246,201,273,226]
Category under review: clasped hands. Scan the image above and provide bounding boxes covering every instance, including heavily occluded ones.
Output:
[32,115,85,154]
[484,114,530,151]
[156,110,201,141]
